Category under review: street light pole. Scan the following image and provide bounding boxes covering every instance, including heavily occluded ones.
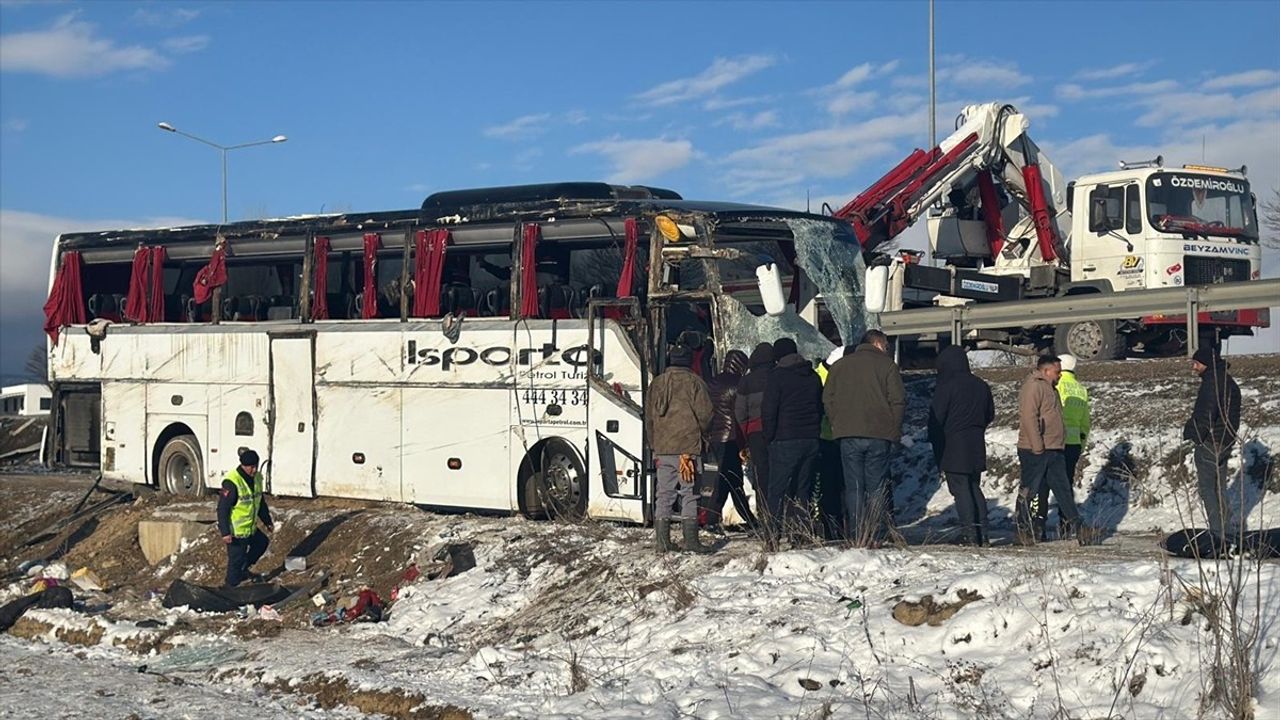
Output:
[156,122,287,223]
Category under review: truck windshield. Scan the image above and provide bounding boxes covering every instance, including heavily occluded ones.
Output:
[1146,172,1258,241]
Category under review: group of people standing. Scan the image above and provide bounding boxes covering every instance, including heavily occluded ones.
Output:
[645,331,1245,554]
[647,330,910,552]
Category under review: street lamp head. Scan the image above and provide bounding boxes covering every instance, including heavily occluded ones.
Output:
[157,122,176,132]
[271,135,288,143]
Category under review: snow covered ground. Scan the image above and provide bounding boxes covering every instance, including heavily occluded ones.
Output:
[2,355,1277,718]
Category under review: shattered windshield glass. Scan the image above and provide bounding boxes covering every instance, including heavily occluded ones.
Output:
[718,294,836,362]
[787,218,872,347]
[713,217,871,363]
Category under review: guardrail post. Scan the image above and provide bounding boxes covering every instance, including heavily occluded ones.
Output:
[1185,288,1200,357]
[950,308,963,347]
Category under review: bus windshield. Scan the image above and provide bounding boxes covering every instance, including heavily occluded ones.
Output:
[1146,172,1258,241]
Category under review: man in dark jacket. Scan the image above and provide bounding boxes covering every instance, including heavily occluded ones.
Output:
[823,329,905,546]
[646,345,715,553]
[217,449,274,587]
[1183,347,1242,539]
[735,342,775,516]
[761,337,823,547]
[928,346,995,546]
[704,350,757,531]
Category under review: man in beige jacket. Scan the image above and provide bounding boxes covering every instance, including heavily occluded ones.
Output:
[646,344,714,553]
[1015,354,1083,544]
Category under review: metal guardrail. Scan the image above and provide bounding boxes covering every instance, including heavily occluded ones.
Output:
[879,278,1279,354]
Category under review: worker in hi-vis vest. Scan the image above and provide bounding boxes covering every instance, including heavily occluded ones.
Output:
[217,449,274,586]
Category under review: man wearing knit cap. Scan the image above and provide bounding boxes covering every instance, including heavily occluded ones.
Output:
[735,342,776,515]
[646,344,715,552]
[1183,346,1241,540]
[217,449,274,586]
[761,336,824,548]
[1034,354,1090,540]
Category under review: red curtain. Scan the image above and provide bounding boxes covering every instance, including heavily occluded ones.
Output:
[413,229,450,318]
[361,233,381,319]
[615,217,638,298]
[193,245,227,305]
[125,246,167,322]
[123,246,150,322]
[312,236,330,320]
[519,223,540,318]
[147,246,166,322]
[43,251,86,344]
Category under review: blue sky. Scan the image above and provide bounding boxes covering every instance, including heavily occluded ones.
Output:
[2,0,1278,379]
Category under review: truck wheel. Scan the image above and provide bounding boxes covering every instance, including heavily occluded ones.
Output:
[158,434,206,495]
[528,439,587,521]
[1055,319,1122,361]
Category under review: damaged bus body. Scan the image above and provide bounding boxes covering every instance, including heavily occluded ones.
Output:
[44,182,866,523]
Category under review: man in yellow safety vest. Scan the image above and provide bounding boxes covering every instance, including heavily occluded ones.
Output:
[217,449,274,586]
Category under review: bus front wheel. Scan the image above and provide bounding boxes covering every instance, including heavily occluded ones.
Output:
[158,434,206,496]
[525,439,587,521]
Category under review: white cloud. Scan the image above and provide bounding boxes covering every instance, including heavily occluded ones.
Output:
[563,110,589,125]
[482,113,552,140]
[826,90,878,117]
[720,109,926,195]
[716,110,781,131]
[633,55,776,107]
[895,57,1031,90]
[2,118,28,132]
[0,13,168,78]
[703,95,773,111]
[1201,69,1280,91]
[570,137,694,183]
[1056,79,1178,101]
[132,7,201,28]
[162,35,209,54]
[1074,62,1154,81]
[1135,87,1280,128]
[834,60,899,89]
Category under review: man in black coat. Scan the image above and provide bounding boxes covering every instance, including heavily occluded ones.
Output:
[735,343,775,516]
[1183,347,1242,539]
[761,337,823,548]
[928,346,996,546]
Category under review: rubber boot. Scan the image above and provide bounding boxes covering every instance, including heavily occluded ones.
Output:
[655,519,674,554]
[682,520,710,554]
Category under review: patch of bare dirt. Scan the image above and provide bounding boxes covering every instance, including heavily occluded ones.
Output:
[269,673,473,720]
[891,589,983,627]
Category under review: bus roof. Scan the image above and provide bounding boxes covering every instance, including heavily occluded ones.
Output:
[57,182,843,252]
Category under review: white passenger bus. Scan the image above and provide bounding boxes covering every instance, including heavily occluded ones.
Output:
[43,182,867,523]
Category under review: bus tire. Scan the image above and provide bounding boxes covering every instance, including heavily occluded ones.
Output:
[528,438,588,521]
[1055,319,1123,361]
[158,434,205,496]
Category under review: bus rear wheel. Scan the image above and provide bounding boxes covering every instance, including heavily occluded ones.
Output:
[158,434,206,495]
[526,439,587,521]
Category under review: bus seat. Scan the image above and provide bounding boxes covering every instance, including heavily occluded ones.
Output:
[441,283,477,317]
[482,285,510,317]
[265,295,295,320]
[539,283,575,320]
[183,295,212,323]
[575,283,613,318]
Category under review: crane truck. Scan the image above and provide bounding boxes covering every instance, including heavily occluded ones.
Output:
[837,102,1267,361]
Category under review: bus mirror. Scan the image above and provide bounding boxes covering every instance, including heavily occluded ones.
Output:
[756,263,786,316]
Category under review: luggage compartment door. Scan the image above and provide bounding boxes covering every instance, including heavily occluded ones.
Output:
[268,335,316,497]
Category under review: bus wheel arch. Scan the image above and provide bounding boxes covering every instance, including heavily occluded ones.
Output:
[517,437,588,521]
[153,424,206,496]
